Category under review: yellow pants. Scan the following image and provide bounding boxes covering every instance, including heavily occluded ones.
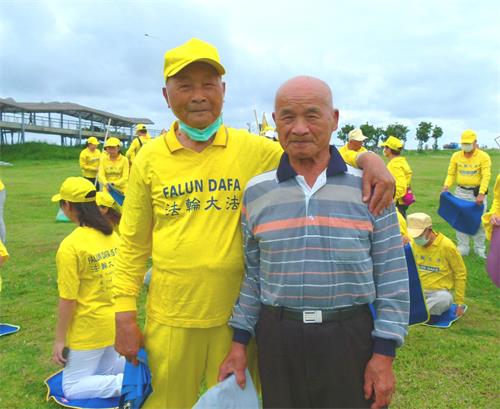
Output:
[143,319,260,409]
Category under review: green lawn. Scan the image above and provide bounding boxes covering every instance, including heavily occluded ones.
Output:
[0,146,498,408]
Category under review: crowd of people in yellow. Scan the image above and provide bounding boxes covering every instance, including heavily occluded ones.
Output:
[1,37,498,409]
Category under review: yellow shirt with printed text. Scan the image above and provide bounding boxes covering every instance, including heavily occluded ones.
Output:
[126,134,152,163]
[387,156,413,204]
[411,233,467,304]
[482,173,500,240]
[56,227,119,349]
[79,148,101,178]
[98,153,129,192]
[444,149,491,194]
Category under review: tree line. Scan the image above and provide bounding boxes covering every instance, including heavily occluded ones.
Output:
[337,122,444,151]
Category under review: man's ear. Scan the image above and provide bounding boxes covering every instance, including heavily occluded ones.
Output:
[162,87,171,108]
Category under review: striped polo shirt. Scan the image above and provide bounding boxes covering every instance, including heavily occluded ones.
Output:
[229,146,409,356]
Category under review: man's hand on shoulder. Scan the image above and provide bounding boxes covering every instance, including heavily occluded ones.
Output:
[357,152,395,215]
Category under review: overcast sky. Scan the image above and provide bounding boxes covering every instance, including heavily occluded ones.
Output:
[1,0,499,148]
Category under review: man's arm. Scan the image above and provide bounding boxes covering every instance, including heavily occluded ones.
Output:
[443,154,457,190]
[356,152,396,215]
[113,159,153,361]
[447,243,467,311]
[365,205,409,409]
[218,198,262,388]
[477,153,491,205]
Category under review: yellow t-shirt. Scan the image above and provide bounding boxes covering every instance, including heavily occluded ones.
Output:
[79,148,101,178]
[98,153,130,192]
[338,143,367,163]
[0,239,9,293]
[482,173,500,240]
[387,156,413,204]
[56,227,119,349]
[0,178,4,191]
[411,233,467,304]
[444,149,492,194]
[126,134,152,163]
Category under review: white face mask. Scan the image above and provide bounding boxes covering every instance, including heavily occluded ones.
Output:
[414,235,429,246]
[462,143,474,153]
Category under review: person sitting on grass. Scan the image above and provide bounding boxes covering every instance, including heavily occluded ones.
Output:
[407,212,467,318]
[96,191,121,234]
[51,177,124,399]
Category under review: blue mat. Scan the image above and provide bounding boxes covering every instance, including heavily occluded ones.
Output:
[370,244,428,326]
[45,370,119,409]
[438,192,484,235]
[0,323,20,336]
[423,304,468,328]
[107,184,125,207]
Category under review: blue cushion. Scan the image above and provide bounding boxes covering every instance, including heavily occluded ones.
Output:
[423,304,468,328]
[0,323,20,337]
[438,192,484,235]
[45,370,119,409]
[118,348,152,409]
[107,184,125,206]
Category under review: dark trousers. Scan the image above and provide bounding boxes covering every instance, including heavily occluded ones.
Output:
[396,203,408,218]
[256,305,374,409]
[84,177,99,191]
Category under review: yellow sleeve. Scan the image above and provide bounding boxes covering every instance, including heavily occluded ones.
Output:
[98,156,108,186]
[79,150,92,172]
[340,149,360,168]
[113,159,153,312]
[115,156,130,188]
[445,242,467,304]
[56,239,80,300]
[388,161,407,201]
[126,139,138,162]
[479,152,492,194]
[444,153,458,188]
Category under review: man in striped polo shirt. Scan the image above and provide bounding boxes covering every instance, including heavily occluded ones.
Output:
[219,76,409,409]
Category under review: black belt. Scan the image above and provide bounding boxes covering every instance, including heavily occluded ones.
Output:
[458,185,478,191]
[263,304,369,324]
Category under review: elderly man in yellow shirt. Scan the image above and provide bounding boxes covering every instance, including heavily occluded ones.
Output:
[338,128,368,162]
[112,38,397,409]
[126,124,152,165]
[442,130,491,258]
[407,213,467,317]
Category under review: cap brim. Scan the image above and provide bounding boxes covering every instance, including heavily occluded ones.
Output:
[407,227,426,238]
[166,58,226,78]
[351,136,368,142]
[51,193,61,202]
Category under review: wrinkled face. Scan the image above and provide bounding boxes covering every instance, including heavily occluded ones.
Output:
[273,80,338,161]
[348,140,363,151]
[163,62,225,129]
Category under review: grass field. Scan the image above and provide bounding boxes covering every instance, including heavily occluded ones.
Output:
[0,143,498,408]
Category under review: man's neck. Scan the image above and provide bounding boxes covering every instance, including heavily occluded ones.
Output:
[289,152,330,187]
[176,128,214,153]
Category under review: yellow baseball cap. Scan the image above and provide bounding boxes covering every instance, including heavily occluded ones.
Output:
[163,38,226,80]
[380,135,403,150]
[135,123,147,134]
[87,136,99,145]
[407,212,433,238]
[96,191,115,208]
[460,129,477,144]
[348,128,367,142]
[104,137,121,148]
[51,177,96,203]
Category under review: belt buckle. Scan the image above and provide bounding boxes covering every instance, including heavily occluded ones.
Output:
[303,310,322,323]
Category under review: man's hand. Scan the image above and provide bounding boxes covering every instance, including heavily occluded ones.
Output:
[456,305,465,316]
[357,152,395,215]
[491,215,500,226]
[115,311,144,365]
[52,341,67,366]
[442,186,449,192]
[218,342,248,389]
[476,193,485,205]
[364,353,395,409]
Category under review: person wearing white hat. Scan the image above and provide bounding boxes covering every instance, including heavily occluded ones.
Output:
[79,136,101,188]
[126,124,152,165]
[407,212,467,317]
[442,129,492,257]
[338,128,368,163]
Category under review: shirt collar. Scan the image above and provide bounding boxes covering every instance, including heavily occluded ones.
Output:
[276,145,347,183]
[164,121,228,153]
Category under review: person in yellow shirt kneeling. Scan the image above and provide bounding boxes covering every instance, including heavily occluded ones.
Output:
[98,137,129,193]
[407,213,467,317]
[51,177,124,399]
[96,191,122,234]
